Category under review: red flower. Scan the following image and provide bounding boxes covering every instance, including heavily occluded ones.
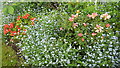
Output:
[16,16,21,20]
[10,31,17,34]
[16,25,19,28]
[4,29,9,35]
[26,13,30,16]
[24,29,27,31]
[78,33,83,37]
[105,24,110,28]
[22,13,30,19]
[9,23,14,28]
[4,24,9,29]
[30,18,36,22]
[18,28,21,30]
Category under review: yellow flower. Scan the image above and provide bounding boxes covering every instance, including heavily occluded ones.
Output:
[76,10,80,13]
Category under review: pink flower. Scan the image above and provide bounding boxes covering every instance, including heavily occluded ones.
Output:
[69,17,74,22]
[71,14,75,18]
[105,24,110,28]
[96,25,100,28]
[87,13,98,19]
[92,33,97,36]
[81,38,84,42]
[87,14,92,17]
[60,27,63,30]
[78,33,83,37]
[73,23,78,28]
[83,23,87,27]
[100,13,111,20]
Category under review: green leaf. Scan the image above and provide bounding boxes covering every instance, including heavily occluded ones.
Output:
[2,6,8,15]
[8,6,14,14]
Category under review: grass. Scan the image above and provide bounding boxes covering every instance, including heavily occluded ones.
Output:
[2,43,24,66]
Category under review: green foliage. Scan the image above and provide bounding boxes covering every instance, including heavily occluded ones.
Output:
[3,6,14,15]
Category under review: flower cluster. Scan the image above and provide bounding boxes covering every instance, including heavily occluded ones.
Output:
[60,10,111,43]
[3,13,36,42]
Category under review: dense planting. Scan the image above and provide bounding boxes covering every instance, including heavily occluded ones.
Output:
[2,2,120,67]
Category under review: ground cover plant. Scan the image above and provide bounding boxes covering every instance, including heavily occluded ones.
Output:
[2,2,120,67]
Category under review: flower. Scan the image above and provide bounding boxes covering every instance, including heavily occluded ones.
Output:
[81,38,84,42]
[22,13,30,19]
[83,23,87,27]
[78,33,83,37]
[76,10,80,13]
[4,29,9,35]
[100,13,111,20]
[71,14,76,18]
[69,17,74,22]
[94,25,104,33]
[87,14,92,17]
[30,18,36,22]
[16,16,21,20]
[24,29,27,31]
[10,31,17,34]
[96,25,101,28]
[18,28,21,29]
[31,22,34,25]
[60,27,63,30]
[9,23,14,28]
[105,24,110,28]
[73,23,78,28]
[10,33,15,36]
[16,25,19,28]
[4,24,9,29]
[87,13,98,19]
[92,33,97,36]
